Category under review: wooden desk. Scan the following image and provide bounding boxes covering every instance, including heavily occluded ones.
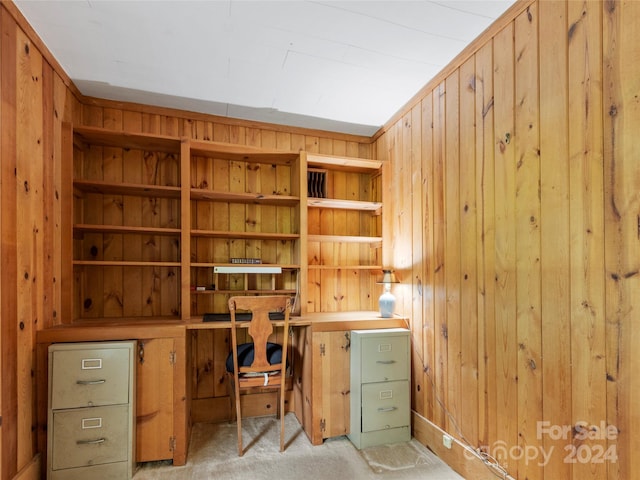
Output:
[36,322,189,467]
[291,312,408,444]
[187,311,408,444]
[36,311,408,468]
[185,310,407,330]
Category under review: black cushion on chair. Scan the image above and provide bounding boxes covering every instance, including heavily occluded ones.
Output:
[225,342,284,373]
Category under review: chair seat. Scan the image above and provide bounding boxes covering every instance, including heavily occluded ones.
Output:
[225,342,284,373]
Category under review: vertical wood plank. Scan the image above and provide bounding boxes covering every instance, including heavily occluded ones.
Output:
[514,6,542,480]
[492,23,518,474]
[15,27,42,468]
[41,63,54,333]
[59,121,73,324]
[604,1,640,478]
[101,109,123,318]
[122,112,143,317]
[410,103,424,416]
[180,139,191,320]
[539,1,573,478]
[432,81,447,430]
[444,70,461,436]
[420,93,435,422]
[459,56,479,448]
[567,1,607,480]
[53,79,71,326]
[474,40,495,450]
[1,8,19,476]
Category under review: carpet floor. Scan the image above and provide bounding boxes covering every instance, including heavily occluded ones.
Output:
[133,414,465,480]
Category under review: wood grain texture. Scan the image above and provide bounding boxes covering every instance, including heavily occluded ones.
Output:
[136,338,174,462]
[444,70,462,437]
[604,1,640,479]
[420,93,435,423]
[376,1,640,478]
[459,56,479,449]
[567,0,607,474]
[1,8,20,478]
[514,6,542,479]
[4,0,640,478]
[474,40,495,451]
[539,1,572,478]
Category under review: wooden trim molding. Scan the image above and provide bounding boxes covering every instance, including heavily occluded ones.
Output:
[411,411,516,480]
[12,454,41,480]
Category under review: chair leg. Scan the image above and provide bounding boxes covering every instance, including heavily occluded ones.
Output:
[279,386,286,452]
[234,382,243,456]
[228,381,236,424]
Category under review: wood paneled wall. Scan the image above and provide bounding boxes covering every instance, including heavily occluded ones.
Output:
[376,1,639,479]
[1,3,80,479]
[4,0,640,479]
[2,1,374,476]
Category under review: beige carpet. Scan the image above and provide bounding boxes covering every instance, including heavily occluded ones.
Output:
[133,413,464,479]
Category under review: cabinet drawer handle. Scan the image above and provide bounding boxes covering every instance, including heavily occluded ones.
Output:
[76,379,106,385]
[377,406,397,412]
[76,438,106,445]
[376,360,396,365]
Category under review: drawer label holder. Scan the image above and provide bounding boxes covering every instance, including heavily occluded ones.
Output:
[81,358,103,369]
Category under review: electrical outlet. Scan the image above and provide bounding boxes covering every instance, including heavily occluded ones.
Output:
[442,434,453,449]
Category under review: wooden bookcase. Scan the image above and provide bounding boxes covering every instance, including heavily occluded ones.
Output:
[304,153,383,313]
[188,139,306,318]
[62,123,382,323]
[69,125,183,322]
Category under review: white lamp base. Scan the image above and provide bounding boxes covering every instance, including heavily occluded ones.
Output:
[379,290,396,318]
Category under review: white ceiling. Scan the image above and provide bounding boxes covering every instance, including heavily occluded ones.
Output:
[15,0,514,136]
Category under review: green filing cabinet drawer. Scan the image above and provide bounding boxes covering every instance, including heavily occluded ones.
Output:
[360,334,409,383]
[51,345,131,409]
[51,404,129,471]
[50,461,130,480]
[349,328,410,448]
[361,380,410,433]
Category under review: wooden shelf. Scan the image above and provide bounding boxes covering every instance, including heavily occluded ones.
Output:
[74,224,181,236]
[191,188,299,206]
[73,260,181,267]
[191,229,299,241]
[307,198,381,212]
[191,262,300,270]
[74,126,181,153]
[306,152,382,173]
[74,179,181,198]
[190,139,299,165]
[308,234,382,245]
[66,124,383,321]
[308,265,382,270]
[191,289,296,295]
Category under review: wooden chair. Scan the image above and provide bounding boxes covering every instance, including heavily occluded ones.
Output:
[226,295,291,456]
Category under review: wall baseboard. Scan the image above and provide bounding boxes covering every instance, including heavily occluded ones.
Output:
[411,411,514,480]
[12,454,41,480]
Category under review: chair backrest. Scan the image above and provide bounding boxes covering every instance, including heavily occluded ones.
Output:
[228,295,291,373]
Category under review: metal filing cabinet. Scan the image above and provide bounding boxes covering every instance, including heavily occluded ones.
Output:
[47,341,136,480]
[349,328,410,449]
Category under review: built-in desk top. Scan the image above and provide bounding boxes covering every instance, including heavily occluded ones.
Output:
[186,311,408,332]
[36,312,409,343]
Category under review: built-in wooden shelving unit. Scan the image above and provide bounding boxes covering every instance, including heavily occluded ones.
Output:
[63,123,383,322]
